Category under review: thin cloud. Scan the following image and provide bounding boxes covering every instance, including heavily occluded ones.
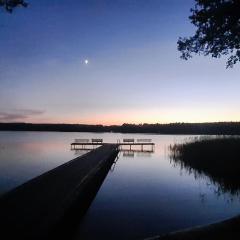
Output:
[0,109,45,122]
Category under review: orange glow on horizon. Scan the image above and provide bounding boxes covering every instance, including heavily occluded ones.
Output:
[24,108,240,125]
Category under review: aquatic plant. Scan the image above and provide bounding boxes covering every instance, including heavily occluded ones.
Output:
[169,136,240,195]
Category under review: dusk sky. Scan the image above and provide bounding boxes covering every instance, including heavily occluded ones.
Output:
[0,0,239,125]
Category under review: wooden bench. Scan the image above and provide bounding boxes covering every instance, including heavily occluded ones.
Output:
[91,139,103,143]
[75,139,89,143]
[137,139,152,143]
[123,139,134,143]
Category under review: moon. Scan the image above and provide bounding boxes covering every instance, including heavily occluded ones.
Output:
[84,59,89,65]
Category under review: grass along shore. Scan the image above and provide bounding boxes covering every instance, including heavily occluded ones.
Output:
[169,136,240,195]
[147,136,240,240]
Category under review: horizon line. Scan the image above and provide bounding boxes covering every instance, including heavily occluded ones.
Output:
[1,121,240,126]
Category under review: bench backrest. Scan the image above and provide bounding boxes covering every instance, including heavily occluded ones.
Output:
[123,138,134,143]
[137,139,152,143]
[75,139,89,143]
[92,138,103,143]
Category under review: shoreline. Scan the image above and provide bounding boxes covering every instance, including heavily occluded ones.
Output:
[1,122,240,135]
[146,214,240,240]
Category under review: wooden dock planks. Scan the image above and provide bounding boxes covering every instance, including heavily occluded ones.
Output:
[0,144,119,240]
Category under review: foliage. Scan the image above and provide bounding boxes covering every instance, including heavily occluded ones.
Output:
[178,0,240,68]
[0,0,27,13]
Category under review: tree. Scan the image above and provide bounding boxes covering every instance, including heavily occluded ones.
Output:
[178,0,240,68]
[0,0,28,13]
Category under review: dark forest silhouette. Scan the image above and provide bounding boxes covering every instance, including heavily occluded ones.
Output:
[1,122,240,135]
[178,0,240,68]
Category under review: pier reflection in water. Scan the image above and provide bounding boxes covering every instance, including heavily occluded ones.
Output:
[72,147,154,158]
[71,138,155,159]
[1,132,240,240]
[72,136,240,240]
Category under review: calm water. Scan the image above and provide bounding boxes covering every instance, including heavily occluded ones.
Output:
[0,132,240,239]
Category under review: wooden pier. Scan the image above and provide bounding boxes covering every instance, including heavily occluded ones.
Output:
[71,138,155,151]
[0,144,119,240]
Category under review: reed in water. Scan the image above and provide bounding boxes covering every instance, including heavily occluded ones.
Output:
[169,136,240,195]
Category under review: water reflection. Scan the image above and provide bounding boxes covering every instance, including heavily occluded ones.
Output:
[122,150,135,157]
[72,148,154,158]
[74,149,90,156]
[110,153,120,172]
[73,136,240,240]
[121,149,154,158]
[169,138,240,197]
[1,132,240,240]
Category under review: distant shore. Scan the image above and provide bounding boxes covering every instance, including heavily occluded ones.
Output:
[1,122,240,135]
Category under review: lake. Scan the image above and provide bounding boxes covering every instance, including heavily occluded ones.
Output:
[0,131,239,239]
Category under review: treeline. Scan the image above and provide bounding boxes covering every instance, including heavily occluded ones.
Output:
[1,122,240,135]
